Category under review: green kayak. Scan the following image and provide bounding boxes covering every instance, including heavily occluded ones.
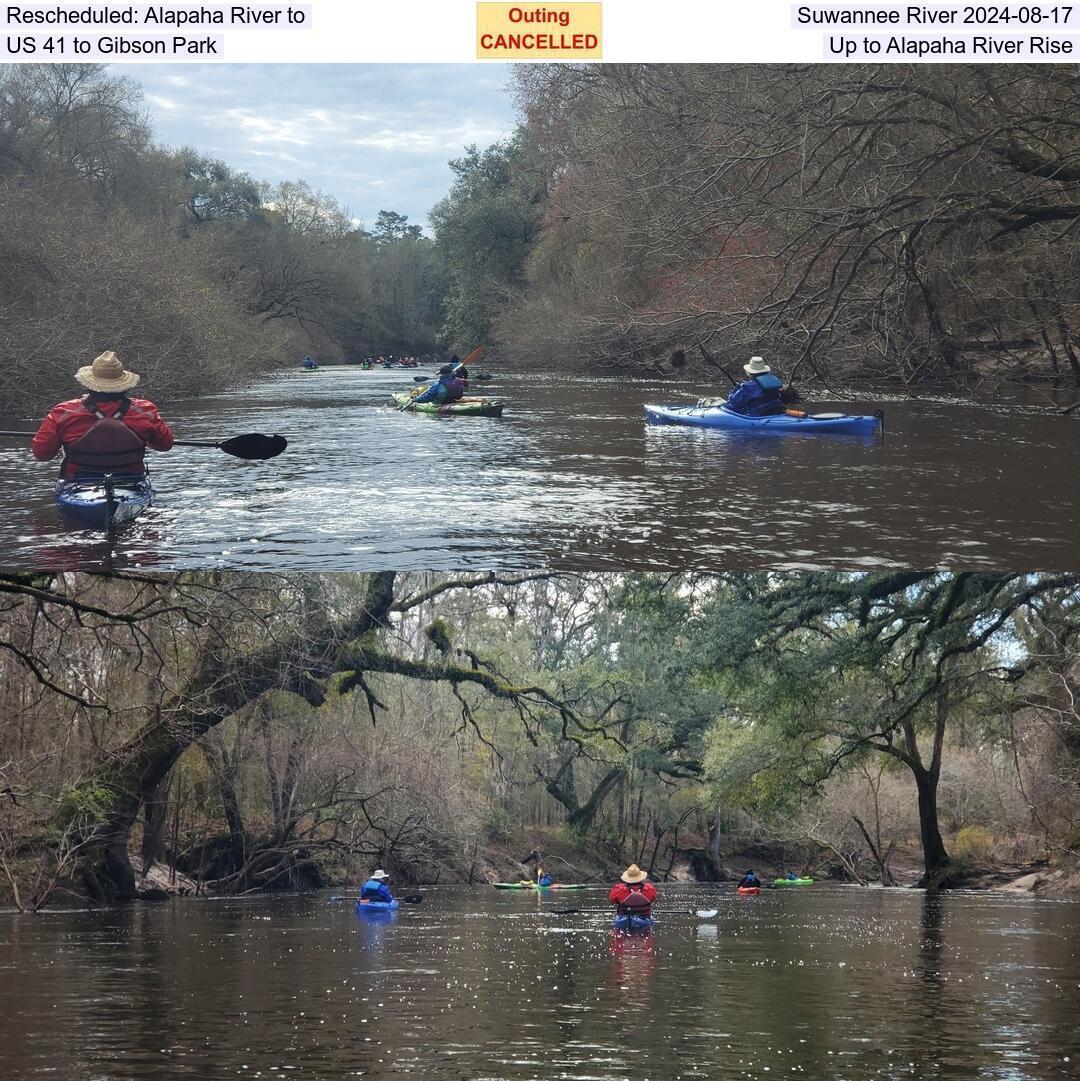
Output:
[493,882,587,890]
[392,392,504,417]
[773,877,814,887]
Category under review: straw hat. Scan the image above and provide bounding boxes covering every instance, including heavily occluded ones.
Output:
[371,869,390,881]
[743,356,770,376]
[620,864,648,884]
[75,351,140,393]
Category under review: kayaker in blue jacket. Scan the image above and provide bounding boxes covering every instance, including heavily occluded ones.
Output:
[414,365,466,406]
[537,870,554,887]
[359,869,394,903]
[302,355,318,370]
[737,870,762,889]
[725,356,786,417]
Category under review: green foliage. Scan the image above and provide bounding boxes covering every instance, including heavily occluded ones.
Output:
[430,132,544,349]
[53,782,117,837]
[483,807,516,842]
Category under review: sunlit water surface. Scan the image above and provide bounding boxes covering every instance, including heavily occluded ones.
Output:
[0,368,1077,570]
[1,885,1078,1079]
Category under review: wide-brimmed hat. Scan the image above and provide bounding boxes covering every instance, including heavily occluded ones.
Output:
[371,869,390,880]
[621,864,648,884]
[743,356,770,376]
[75,351,140,393]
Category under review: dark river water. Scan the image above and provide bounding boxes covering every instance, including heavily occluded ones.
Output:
[1,886,1078,1080]
[1,368,1077,571]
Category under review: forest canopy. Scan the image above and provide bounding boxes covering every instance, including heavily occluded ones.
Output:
[4,63,1080,412]
[0,64,446,411]
[437,64,1080,385]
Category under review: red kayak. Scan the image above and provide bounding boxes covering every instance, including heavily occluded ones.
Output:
[737,886,761,896]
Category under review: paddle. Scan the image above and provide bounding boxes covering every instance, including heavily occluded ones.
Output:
[329,893,423,904]
[0,430,287,461]
[413,372,493,383]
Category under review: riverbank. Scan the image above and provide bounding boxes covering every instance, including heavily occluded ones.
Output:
[7,824,1076,911]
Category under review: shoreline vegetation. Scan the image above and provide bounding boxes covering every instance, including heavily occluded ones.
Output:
[1,571,1078,913]
[4,64,1080,414]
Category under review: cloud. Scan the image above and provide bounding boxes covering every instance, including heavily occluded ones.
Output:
[113,63,518,230]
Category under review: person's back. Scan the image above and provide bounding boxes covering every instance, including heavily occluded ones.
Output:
[609,864,657,917]
[31,352,173,479]
[738,870,761,889]
[359,869,394,903]
[414,366,462,406]
[726,356,785,417]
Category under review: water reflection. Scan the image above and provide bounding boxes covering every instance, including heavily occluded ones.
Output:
[1,370,1078,569]
[2,886,1078,1079]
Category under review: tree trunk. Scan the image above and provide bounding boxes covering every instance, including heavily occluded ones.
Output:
[913,765,951,887]
[140,781,168,875]
[567,767,625,831]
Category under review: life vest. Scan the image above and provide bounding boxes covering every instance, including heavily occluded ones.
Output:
[618,885,652,916]
[63,398,148,476]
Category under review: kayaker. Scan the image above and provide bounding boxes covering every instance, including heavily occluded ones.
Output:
[537,870,554,888]
[738,869,762,889]
[609,864,657,919]
[359,869,394,904]
[31,352,174,479]
[302,355,318,370]
[725,356,788,417]
[414,365,466,406]
[785,872,798,881]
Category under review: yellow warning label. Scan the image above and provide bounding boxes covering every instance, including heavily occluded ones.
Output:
[477,3,602,59]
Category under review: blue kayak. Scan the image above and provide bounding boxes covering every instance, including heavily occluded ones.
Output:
[56,474,153,530]
[355,899,399,913]
[613,913,654,933]
[644,402,883,436]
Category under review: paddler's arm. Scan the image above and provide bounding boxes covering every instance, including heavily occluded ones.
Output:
[30,412,62,461]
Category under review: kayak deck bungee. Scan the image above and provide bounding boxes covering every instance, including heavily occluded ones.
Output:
[56,474,153,531]
[492,882,587,890]
[356,899,399,912]
[392,392,504,417]
[644,401,883,436]
[737,886,761,895]
[773,877,814,887]
[613,913,654,932]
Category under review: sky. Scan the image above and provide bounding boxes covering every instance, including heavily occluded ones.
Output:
[115,64,518,231]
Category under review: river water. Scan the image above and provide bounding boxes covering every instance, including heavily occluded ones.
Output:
[1,885,1077,1080]
[1,368,1077,571]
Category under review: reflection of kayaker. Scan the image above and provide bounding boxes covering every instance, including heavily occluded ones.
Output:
[610,863,656,931]
[31,351,174,480]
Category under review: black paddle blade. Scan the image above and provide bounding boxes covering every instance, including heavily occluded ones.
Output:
[217,434,288,460]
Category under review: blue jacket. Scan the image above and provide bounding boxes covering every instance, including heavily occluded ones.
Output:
[726,373,784,416]
[360,878,394,903]
[414,375,465,405]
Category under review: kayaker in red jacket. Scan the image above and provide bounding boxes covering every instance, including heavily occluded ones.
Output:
[31,352,174,479]
[609,864,657,917]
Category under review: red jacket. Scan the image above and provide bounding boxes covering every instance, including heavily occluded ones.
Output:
[609,881,657,912]
[32,397,174,477]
